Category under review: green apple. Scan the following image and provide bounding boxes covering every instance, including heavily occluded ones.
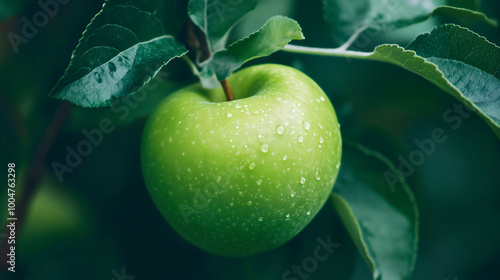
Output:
[141,64,341,257]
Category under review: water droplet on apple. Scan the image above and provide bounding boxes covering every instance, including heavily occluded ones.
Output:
[249,162,256,170]
[303,121,311,130]
[315,171,321,180]
[258,217,263,221]
[282,155,288,160]
[319,137,324,143]
[260,143,269,153]
[276,125,284,135]
[291,108,296,113]
[291,192,295,197]
[256,179,262,185]
[297,103,301,108]
[297,136,304,143]
[300,177,306,184]
[320,96,325,101]
[227,113,232,117]
[247,201,253,206]
[286,214,290,218]
[306,211,311,215]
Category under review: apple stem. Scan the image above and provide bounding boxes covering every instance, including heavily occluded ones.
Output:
[220,79,234,101]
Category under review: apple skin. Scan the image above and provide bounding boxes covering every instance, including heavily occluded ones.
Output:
[141,64,341,257]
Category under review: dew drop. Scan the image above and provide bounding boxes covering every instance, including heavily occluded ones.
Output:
[227,113,232,118]
[315,171,321,180]
[291,108,296,113]
[258,217,263,221]
[319,137,324,143]
[256,179,262,185]
[303,121,311,130]
[300,177,306,184]
[306,211,311,215]
[93,72,102,83]
[276,125,284,135]
[320,96,325,101]
[286,214,290,218]
[247,201,253,206]
[297,136,304,143]
[249,162,256,170]
[260,143,269,153]
[282,155,288,161]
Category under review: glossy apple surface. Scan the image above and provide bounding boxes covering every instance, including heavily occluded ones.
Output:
[141,64,341,257]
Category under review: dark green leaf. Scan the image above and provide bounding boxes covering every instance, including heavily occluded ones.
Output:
[188,0,258,53]
[49,0,188,107]
[367,24,500,137]
[407,23,499,79]
[200,16,304,82]
[331,143,419,280]
[322,0,496,45]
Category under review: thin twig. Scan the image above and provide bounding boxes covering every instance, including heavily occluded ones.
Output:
[282,44,373,59]
[337,26,369,51]
[0,101,72,268]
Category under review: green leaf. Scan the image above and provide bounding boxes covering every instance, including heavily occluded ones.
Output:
[368,24,500,137]
[331,143,419,280]
[49,0,188,107]
[188,0,258,53]
[322,0,496,45]
[200,16,304,82]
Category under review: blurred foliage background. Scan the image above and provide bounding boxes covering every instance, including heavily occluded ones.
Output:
[1,0,499,279]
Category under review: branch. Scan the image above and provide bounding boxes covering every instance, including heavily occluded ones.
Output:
[0,101,72,268]
[282,44,373,59]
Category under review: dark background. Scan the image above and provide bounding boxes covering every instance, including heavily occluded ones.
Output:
[1,0,499,279]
